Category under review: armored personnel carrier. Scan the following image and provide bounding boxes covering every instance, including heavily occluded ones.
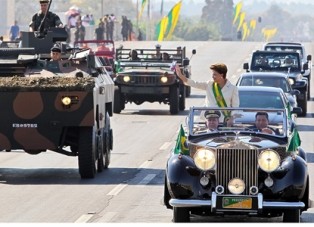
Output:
[0,28,114,179]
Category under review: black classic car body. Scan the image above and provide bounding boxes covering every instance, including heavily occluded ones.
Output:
[164,107,309,222]
[243,50,308,116]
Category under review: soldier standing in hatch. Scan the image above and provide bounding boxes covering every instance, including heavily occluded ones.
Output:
[29,0,63,33]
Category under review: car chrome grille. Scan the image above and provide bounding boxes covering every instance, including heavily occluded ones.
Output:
[216,148,258,195]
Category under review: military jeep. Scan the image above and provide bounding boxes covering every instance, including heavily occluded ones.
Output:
[0,28,114,179]
[113,46,195,114]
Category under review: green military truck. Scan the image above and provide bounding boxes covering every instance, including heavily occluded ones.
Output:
[113,46,195,114]
[0,29,114,179]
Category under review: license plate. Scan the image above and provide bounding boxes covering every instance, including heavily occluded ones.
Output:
[222,197,252,209]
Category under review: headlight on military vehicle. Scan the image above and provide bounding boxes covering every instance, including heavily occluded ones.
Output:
[123,76,131,83]
[160,76,168,83]
[258,149,280,172]
[288,78,295,85]
[61,96,72,106]
[194,148,215,171]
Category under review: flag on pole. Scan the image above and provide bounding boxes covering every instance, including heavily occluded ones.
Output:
[288,128,301,151]
[155,16,169,41]
[250,19,257,30]
[160,0,164,15]
[139,0,148,18]
[164,0,182,40]
[174,124,189,155]
[237,11,246,31]
[233,1,243,24]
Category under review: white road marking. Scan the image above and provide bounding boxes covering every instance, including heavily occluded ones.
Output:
[74,214,94,223]
[139,160,151,168]
[97,212,117,222]
[159,142,172,150]
[106,184,127,196]
[139,174,156,185]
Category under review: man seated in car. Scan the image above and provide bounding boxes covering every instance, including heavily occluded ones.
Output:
[204,110,221,132]
[129,49,140,60]
[282,55,295,67]
[250,111,276,134]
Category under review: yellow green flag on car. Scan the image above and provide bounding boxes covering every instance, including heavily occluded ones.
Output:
[174,124,189,155]
[288,128,301,152]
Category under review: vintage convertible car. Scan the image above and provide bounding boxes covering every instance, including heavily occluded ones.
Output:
[164,107,309,222]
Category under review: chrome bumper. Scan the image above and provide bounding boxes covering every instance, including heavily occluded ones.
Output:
[169,192,305,211]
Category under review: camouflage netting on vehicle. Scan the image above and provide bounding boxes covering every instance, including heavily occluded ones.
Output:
[0,76,95,91]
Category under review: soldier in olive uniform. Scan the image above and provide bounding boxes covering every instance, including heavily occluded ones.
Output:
[29,0,63,33]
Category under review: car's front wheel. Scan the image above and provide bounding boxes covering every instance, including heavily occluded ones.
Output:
[169,85,179,115]
[78,127,96,179]
[173,207,190,223]
[114,87,125,113]
[307,81,311,100]
[298,93,307,117]
[283,209,300,222]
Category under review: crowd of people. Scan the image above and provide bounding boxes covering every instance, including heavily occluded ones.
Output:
[2,0,140,45]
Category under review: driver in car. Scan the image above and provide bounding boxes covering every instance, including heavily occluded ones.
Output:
[250,111,276,134]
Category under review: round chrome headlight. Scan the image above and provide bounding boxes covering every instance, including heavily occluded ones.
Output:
[258,149,280,173]
[123,76,130,82]
[194,148,215,171]
[228,178,245,195]
[160,76,168,83]
[288,78,295,85]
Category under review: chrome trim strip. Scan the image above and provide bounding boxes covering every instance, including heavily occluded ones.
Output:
[263,201,305,209]
[169,199,212,208]
[169,197,304,209]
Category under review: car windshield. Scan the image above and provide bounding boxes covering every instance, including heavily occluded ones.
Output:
[251,52,301,72]
[239,77,290,93]
[188,107,287,137]
[265,46,303,59]
[239,90,285,109]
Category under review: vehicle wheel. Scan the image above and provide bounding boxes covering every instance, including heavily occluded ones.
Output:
[298,94,307,117]
[109,128,113,150]
[186,86,191,97]
[283,209,300,222]
[164,176,172,209]
[103,130,111,168]
[97,132,105,172]
[169,85,179,115]
[114,87,122,114]
[301,176,310,213]
[78,127,96,179]
[173,207,190,222]
[307,82,311,100]
[179,84,186,111]
[184,70,191,97]
[104,113,112,168]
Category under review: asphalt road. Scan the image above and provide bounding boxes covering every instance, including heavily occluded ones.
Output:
[0,41,313,223]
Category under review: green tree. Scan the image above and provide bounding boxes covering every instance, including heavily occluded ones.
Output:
[201,0,234,40]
